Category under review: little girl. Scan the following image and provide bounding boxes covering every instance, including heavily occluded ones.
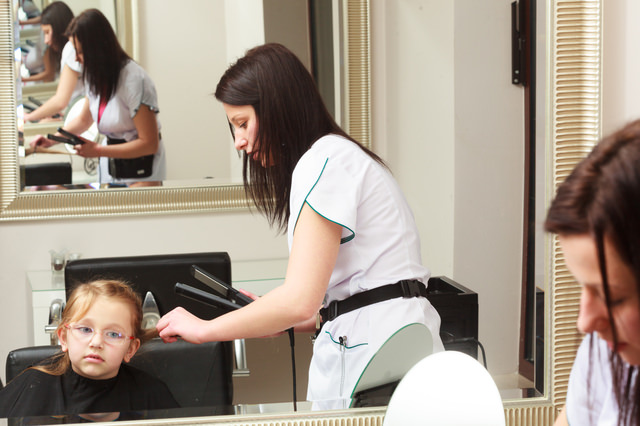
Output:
[0,279,179,418]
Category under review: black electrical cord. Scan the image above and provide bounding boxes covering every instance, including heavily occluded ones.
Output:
[287,327,297,411]
[441,332,488,369]
[174,278,299,410]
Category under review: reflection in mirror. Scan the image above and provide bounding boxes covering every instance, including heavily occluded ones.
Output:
[0,0,604,424]
[17,0,120,189]
[17,0,341,191]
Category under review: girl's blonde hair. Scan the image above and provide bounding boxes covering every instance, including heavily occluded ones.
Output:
[33,279,157,376]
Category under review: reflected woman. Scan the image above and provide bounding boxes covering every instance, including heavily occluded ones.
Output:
[23,1,84,123]
[30,9,166,185]
[546,119,640,425]
[22,1,73,84]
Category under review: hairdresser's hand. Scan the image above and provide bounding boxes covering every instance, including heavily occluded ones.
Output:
[30,134,56,149]
[156,306,209,344]
[73,138,100,157]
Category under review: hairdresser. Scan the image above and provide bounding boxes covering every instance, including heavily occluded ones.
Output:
[157,43,444,405]
[23,1,84,123]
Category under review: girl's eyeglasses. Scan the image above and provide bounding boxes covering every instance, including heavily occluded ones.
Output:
[65,324,135,346]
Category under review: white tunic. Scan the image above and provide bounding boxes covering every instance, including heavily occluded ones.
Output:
[566,334,637,425]
[288,135,444,403]
[87,60,166,184]
[60,42,84,104]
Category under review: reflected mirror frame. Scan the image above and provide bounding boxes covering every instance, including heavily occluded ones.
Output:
[0,0,601,425]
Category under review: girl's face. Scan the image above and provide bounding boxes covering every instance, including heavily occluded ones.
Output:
[223,103,272,167]
[42,24,53,46]
[57,295,140,380]
[560,234,640,365]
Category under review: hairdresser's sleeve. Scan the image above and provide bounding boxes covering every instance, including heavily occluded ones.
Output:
[122,62,160,118]
[289,136,362,246]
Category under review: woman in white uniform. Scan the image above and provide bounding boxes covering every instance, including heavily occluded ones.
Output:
[31,9,165,184]
[546,119,640,425]
[21,1,73,84]
[156,43,443,403]
[23,2,84,123]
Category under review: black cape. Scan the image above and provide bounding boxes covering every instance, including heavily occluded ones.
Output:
[0,364,179,419]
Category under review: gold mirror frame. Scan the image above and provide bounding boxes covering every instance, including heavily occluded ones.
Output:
[0,0,600,424]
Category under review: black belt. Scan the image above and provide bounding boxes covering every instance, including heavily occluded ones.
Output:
[319,279,427,323]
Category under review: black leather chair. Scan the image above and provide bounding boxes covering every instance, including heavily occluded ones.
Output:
[64,252,233,320]
[44,252,238,407]
[5,338,233,408]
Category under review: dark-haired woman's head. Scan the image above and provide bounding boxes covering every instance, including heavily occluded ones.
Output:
[215,43,372,231]
[40,1,74,66]
[66,8,130,100]
[546,119,640,364]
[545,119,640,424]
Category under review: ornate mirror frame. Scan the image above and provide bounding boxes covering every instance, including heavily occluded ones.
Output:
[0,0,601,424]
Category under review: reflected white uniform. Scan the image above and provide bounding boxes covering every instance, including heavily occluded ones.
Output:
[60,42,84,104]
[566,334,637,425]
[86,60,166,184]
[288,135,444,404]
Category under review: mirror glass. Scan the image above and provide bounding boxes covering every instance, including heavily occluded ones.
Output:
[5,0,598,422]
[17,0,342,190]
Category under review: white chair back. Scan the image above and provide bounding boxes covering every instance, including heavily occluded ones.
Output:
[383,350,505,426]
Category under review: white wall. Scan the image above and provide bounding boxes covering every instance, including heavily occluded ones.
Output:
[136,0,233,182]
[0,0,527,385]
[603,1,640,133]
[372,0,524,375]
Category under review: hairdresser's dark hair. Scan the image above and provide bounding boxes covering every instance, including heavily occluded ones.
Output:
[30,279,156,377]
[40,1,74,68]
[65,9,130,101]
[545,119,640,425]
[215,43,385,232]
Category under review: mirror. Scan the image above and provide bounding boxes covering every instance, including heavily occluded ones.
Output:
[1,0,370,219]
[17,0,344,189]
[0,0,600,424]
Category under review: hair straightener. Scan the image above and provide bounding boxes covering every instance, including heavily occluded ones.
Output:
[47,128,84,146]
[174,265,299,410]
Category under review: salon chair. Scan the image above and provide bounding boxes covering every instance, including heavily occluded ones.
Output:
[5,338,233,408]
[63,252,234,321]
[44,252,244,406]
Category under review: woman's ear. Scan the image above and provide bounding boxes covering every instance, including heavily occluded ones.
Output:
[123,338,141,363]
[57,327,68,352]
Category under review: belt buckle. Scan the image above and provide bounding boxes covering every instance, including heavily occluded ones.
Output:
[326,300,340,322]
[400,280,421,298]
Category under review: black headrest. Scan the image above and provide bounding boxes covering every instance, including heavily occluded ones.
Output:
[64,252,232,320]
[6,345,59,383]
